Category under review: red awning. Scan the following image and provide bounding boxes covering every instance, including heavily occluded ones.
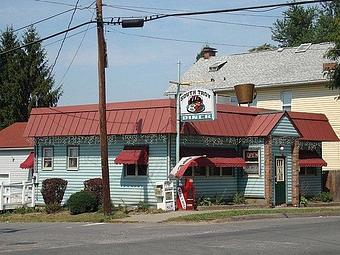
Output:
[189,157,246,167]
[300,158,327,167]
[299,150,327,167]
[114,146,148,165]
[20,152,34,169]
[169,155,205,178]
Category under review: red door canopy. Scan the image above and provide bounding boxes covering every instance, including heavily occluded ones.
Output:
[169,155,206,179]
[20,152,34,169]
[114,146,149,165]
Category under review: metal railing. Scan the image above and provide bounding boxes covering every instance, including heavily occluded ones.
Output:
[0,181,35,210]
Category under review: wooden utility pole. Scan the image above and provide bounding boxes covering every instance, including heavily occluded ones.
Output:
[96,0,111,215]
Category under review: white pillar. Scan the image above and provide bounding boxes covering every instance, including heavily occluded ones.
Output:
[0,182,3,210]
[31,181,35,208]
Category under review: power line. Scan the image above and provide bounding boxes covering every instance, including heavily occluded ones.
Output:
[104,5,272,29]
[106,28,256,48]
[0,0,333,55]
[104,4,282,18]
[50,0,80,73]
[57,11,96,87]
[14,1,96,32]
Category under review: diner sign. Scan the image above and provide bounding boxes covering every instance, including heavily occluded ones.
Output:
[180,88,216,122]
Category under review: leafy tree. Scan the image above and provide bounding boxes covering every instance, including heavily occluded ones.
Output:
[248,43,277,53]
[0,26,62,129]
[272,4,318,47]
[271,1,340,88]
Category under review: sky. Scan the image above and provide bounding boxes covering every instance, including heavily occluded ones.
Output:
[0,0,307,106]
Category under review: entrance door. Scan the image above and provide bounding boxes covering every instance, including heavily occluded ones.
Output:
[275,157,286,205]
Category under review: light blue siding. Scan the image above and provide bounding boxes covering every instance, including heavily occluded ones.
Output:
[300,168,322,197]
[238,144,265,198]
[193,176,237,200]
[37,137,169,206]
[272,116,299,137]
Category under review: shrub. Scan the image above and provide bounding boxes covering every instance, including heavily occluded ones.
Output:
[46,202,63,214]
[315,192,333,202]
[67,191,98,215]
[232,192,246,204]
[137,201,149,212]
[300,196,308,207]
[84,178,103,204]
[41,178,68,211]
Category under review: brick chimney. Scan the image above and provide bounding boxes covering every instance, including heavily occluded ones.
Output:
[323,62,337,72]
[202,46,217,59]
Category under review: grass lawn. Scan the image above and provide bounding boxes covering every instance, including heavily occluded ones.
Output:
[166,207,340,222]
[0,210,128,223]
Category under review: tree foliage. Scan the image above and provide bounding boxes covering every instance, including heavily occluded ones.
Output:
[0,26,62,129]
[271,1,340,88]
[248,43,277,53]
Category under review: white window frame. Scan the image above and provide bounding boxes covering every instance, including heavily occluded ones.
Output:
[67,146,79,170]
[124,164,148,177]
[243,149,261,177]
[281,91,292,111]
[42,147,53,170]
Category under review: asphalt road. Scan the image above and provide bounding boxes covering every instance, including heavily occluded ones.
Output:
[0,216,340,255]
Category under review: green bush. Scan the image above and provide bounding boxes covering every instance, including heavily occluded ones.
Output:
[232,192,246,204]
[137,201,149,212]
[300,196,308,207]
[67,191,98,215]
[315,192,333,202]
[84,178,103,204]
[41,178,67,213]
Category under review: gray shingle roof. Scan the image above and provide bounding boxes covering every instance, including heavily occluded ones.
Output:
[165,42,335,94]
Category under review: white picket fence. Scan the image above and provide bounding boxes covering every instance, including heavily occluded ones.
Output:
[0,181,35,210]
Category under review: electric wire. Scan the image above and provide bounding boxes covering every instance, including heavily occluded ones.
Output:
[106,28,256,48]
[0,0,334,55]
[104,5,272,29]
[14,1,95,32]
[57,11,96,87]
[50,0,80,73]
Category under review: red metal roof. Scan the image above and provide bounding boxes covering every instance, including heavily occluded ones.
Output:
[0,122,33,148]
[24,99,338,142]
[288,112,339,141]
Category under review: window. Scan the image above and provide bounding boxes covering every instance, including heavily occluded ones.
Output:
[230,96,238,106]
[300,167,318,176]
[243,149,260,176]
[281,91,292,111]
[42,147,53,170]
[124,164,148,176]
[208,167,233,176]
[194,166,207,176]
[209,166,220,176]
[68,146,79,170]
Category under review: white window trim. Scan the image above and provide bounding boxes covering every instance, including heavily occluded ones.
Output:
[243,149,261,177]
[124,164,148,177]
[67,146,79,170]
[42,147,53,170]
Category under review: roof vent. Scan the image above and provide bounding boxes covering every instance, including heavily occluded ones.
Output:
[295,43,312,53]
[277,47,284,52]
[209,60,227,72]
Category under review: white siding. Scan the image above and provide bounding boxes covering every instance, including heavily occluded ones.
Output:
[0,149,32,183]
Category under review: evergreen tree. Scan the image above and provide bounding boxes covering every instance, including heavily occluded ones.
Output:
[0,27,23,129]
[0,26,62,129]
[248,43,277,53]
[22,26,62,118]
